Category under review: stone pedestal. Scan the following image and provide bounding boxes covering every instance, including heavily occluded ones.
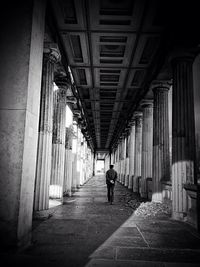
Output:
[133,112,143,193]
[171,55,196,219]
[128,121,136,189]
[50,81,68,199]
[141,100,153,198]
[34,45,60,211]
[152,82,170,202]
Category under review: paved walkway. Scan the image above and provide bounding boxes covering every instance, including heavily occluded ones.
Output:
[2,175,200,266]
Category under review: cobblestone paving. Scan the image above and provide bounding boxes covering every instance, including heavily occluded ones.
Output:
[2,175,200,267]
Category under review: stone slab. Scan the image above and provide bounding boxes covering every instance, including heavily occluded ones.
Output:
[116,247,200,263]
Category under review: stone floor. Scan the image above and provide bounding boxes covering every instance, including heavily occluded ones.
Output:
[2,175,200,267]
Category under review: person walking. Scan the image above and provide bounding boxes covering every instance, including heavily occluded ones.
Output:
[106,164,117,205]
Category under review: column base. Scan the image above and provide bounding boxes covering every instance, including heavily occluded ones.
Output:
[140,192,147,198]
[162,181,172,201]
[63,190,72,197]
[49,184,63,199]
[172,211,187,221]
[152,192,163,203]
[128,175,133,189]
[71,187,77,192]
[125,175,129,187]
[133,175,140,193]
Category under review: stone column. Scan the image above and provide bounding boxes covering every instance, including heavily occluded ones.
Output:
[72,120,78,191]
[152,82,170,202]
[34,45,60,211]
[76,127,81,188]
[50,77,68,200]
[122,135,126,185]
[141,100,153,198]
[119,139,123,182]
[92,150,95,177]
[82,137,87,184]
[133,112,143,193]
[63,124,73,196]
[116,145,120,174]
[128,120,136,189]
[125,131,130,187]
[171,54,196,219]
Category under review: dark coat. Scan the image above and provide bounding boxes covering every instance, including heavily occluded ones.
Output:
[106,169,117,185]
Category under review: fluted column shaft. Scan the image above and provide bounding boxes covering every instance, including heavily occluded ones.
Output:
[34,46,60,211]
[124,133,130,187]
[63,125,73,196]
[128,121,136,189]
[122,136,126,185]
[133,112,143,193]
[141,101,153,198]
[76,127,82,188]
[171,55,196,219]
[125,133,130,187]
[50,86,67,199]
[72,120,78,191]
[152,83,170,202]
[116,144,119,174]
[119,140,123,182]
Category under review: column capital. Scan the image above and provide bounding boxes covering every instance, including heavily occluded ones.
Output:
[134,111,143,128]
[121,132,127,138]
[55,74,71,101]
[44,43,61,63]
[169,47,198,64]
[66,96,77,105]
[133,111,143,118]
[140,99,153,108]
[55,74,70,89]
[124,127,131,136]
[73,109,81,119]
[151,80,171,92]
[128,119,135,127]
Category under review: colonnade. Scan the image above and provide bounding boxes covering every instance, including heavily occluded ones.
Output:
[106,52,199,230]
[0,0,199,250]
[34,46,94,211]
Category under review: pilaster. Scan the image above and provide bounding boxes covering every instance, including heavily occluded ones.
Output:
[0,0,46,248]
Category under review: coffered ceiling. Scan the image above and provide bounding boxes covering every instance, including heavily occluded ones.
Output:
[49,0,199,153]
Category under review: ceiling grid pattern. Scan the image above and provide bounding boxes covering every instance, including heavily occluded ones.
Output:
[51,0,164,152]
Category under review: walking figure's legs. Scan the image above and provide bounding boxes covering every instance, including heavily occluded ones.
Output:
[110,185,114,204]
[107,185,110,202]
